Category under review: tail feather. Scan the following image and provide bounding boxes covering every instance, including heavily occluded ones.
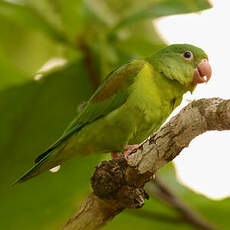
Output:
[12,159,47,185]
[12,147,63,185]
[13,120,83,185]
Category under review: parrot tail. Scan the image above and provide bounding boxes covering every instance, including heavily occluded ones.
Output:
[13,123,85,185]
[12,146,64,185]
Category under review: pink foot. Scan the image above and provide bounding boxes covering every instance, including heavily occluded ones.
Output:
[111,144,139,160]
[124,144,139,159]
[111,152,123,159]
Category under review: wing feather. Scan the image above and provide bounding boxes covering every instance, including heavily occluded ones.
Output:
[35,59,146,162]
[14,59,147,184]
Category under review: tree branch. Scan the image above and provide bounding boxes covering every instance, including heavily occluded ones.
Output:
[63,98,230,230]
[62,194,123,230]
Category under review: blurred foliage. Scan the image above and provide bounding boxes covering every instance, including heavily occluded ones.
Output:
[1,0,227,230]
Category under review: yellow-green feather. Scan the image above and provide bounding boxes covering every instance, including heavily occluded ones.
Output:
[15,44,209,184]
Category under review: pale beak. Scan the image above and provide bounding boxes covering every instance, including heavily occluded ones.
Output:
[193,59,212,84]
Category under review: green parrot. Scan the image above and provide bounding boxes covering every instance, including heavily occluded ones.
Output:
[15,44,212,184]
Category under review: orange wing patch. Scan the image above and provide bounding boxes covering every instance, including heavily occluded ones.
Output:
[92,62,144,103]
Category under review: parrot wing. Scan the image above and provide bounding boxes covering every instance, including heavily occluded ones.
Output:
[14,59,147,184]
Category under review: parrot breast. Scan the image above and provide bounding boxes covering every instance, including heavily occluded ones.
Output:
[62,63,184,157]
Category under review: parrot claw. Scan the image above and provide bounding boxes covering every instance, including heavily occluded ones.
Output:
[110,152,123,159]
[124,144,139,159]
[110,144,139,160]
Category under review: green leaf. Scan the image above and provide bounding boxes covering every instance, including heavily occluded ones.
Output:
[84,0,211,31]
[84,0,119,27]
[0,0,66,43]
[47,0,86,41]
[113,0,212,30]
[0,61,101,230]
[0,52,29,90]
[113,20,166,60]
[115,36,164,57]
[0,17,65,75]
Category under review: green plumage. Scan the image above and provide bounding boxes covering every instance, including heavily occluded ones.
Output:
[15,44,208,183]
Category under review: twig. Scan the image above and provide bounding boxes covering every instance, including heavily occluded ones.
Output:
[63,98,230,230]
[145,178,218,230]
[78,38,100,89]
[126,209,184,224]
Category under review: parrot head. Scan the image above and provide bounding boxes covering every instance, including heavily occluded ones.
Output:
[150,44,212,91]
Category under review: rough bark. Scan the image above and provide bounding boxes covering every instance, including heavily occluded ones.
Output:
[63,98,230,230]
[62,194,123,230]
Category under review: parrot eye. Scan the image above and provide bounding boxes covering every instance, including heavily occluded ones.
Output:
[182,51,193,61]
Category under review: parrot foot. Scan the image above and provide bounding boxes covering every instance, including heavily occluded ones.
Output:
[110,144,139,160]
[111,152,123,159]
[124,144,139,159]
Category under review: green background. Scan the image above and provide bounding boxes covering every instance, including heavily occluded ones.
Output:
[0,0,228,229]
